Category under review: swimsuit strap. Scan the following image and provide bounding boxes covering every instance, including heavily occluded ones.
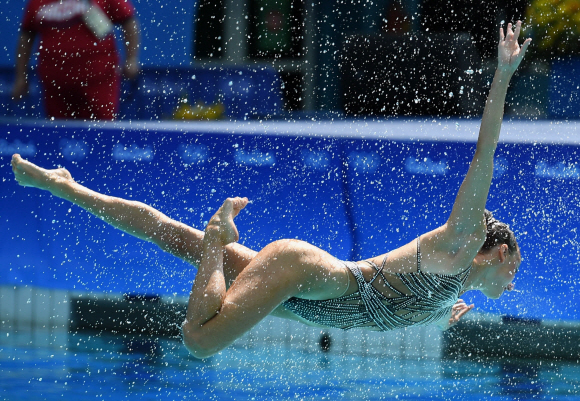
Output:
[366,254,388,284]
[417,236,422,273]
[458,264,473,285]
[363,255,405,297]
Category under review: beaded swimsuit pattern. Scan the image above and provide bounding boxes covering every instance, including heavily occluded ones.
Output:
[282,238,472,331]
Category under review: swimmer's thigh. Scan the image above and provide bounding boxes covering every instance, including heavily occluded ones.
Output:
[192,240,348,350]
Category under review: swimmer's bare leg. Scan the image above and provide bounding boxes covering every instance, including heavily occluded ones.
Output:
[181,207,350,357]
[183,197,302,357]
[10,154,256,286]
[184,197,248,335]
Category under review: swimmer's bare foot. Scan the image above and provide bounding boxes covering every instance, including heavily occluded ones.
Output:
[11,154,73,190]
[205,197,249,246]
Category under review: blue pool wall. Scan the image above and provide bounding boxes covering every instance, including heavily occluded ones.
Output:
[1,119,580,322]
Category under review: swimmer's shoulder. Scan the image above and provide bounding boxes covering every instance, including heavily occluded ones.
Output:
[420,223,486,274]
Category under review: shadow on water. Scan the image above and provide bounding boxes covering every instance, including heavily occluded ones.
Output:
[440,356,562,400]
[500,360,544,399]
[316,353,332,370]
[119,336,164,389]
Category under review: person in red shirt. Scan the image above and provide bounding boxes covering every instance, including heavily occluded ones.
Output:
[12,0,140,120]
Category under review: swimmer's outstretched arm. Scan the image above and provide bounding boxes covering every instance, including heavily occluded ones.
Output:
[445,22,530,243]
[10,154,256,283]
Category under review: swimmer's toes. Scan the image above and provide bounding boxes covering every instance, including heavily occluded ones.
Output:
[204,198,245,245]
[11,154,20,167]
[231,197,248,217]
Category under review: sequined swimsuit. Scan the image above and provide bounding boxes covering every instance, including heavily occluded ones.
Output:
[282,237,471,331]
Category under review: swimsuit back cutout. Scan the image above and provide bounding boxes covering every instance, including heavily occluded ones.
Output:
[282,237,472,331]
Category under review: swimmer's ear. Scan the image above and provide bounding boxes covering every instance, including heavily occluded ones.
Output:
[498,244,509,262]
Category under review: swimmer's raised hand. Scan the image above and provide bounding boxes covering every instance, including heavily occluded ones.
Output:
[497,20,531,75]
[11,154,73,190]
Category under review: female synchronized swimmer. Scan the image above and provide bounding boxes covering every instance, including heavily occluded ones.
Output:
[12,22,529,358]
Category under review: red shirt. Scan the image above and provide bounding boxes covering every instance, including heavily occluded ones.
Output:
[21,0,135,82]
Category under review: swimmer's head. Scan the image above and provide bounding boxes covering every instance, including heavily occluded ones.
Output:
[479,209,518,256]
[477,210,521,298]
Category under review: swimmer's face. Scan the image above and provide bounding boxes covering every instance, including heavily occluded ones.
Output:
[499,246,521,293]
[481,245,521,299]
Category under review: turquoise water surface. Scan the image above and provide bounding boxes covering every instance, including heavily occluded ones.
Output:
[1,330,579,400]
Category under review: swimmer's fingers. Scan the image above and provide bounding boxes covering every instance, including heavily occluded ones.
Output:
[509,37,532,69]
[508,21,531,55]
[497,21,531,72]
[452,298,469,309]
[455,304,474,321]
[519,38,532,59]
[506,22,514,41]
[449,302,474,325]
[452,299,465,311]
[513,20,521,42]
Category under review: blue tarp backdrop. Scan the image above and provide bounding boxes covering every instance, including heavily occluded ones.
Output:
[1,120,580,321]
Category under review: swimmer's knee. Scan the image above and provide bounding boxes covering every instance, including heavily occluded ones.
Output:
[181,320,219,359]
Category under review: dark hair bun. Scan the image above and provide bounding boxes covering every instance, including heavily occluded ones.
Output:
[481,210,518,254]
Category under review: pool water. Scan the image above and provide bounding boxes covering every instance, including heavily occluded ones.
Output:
[1,330,580,400]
